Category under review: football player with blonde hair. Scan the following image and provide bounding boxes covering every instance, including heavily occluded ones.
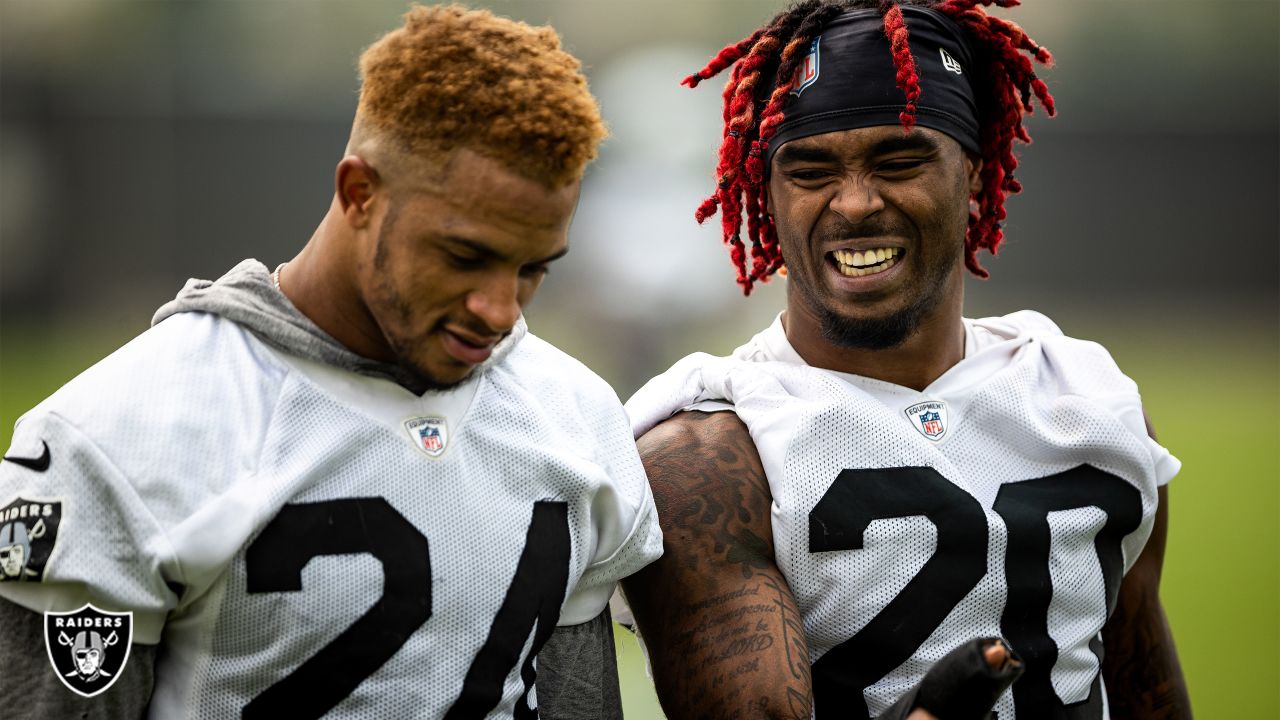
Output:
[0,6,659,718]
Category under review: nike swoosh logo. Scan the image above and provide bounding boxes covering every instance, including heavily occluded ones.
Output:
[3,441,50,472]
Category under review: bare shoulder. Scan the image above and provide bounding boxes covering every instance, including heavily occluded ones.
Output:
[638,408,756,455]
[637,410,767,507]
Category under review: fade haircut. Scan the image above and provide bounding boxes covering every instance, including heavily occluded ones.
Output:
[355,4,607,188]
[687,0,1055,294]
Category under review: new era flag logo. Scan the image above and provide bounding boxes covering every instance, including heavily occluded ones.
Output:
[940,47,964,75]
[44,604,133,697]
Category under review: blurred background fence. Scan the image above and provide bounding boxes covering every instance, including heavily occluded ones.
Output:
[1,1,1276,716]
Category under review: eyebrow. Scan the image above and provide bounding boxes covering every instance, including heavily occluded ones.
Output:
[773,144,841,166]
[773,132,943,166]
[869,133,941,156]
[443,236,570,265]
[535,245,571,265]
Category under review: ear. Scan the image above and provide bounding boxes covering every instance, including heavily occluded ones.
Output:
[335,155,381,229]
[965,152,984,195]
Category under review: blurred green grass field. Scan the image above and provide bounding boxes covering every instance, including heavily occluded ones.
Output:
[2,320,1276,718]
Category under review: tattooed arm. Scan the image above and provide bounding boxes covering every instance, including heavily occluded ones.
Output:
[620,411,813,719]
[1101,415,1192,718]
[1100,484,1192,719]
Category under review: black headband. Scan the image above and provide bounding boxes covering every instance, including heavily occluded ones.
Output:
[766,6,981,169]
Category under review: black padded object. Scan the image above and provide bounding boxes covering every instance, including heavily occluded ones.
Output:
[877,638,1024,719]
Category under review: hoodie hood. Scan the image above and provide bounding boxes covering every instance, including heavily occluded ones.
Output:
[151,259,525,393]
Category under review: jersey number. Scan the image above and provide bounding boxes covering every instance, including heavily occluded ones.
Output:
[242,497,570,719]
[808,466,1141,719]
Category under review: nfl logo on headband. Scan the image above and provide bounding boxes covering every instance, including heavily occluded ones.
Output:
[790,37,821,95]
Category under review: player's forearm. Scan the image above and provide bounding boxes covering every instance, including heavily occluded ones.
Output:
[1101,578,1192,719]
[626,567,812,720]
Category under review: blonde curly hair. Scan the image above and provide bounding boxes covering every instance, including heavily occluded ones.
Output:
[354,4,606,188]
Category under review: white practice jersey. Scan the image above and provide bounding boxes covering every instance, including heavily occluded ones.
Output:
[626,311,1178,720]
[0,312,661,719]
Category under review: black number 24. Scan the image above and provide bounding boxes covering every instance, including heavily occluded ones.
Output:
[242,497,570,719]
[808,465,1142,719]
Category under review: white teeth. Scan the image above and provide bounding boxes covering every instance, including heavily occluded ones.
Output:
[831,246,901,274]
[837,258,893,277]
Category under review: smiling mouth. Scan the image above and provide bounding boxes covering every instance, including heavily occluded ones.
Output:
[829,247,902,277]
[441,328,501,366]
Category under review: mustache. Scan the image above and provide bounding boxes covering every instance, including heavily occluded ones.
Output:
[814,217,911,244]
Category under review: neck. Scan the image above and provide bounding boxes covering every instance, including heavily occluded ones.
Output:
[277,200,395,363]
[782,282,966,392]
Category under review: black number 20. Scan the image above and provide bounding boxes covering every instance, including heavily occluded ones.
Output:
[809,466,1141,719]
[242,497,570,719]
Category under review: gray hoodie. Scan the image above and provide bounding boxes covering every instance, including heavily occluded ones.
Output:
[152,258,519,395]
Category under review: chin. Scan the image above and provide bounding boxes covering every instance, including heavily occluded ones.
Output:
[401,358,474,394]
[816,298,927,351]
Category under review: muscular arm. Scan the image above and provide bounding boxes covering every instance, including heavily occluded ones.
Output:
[1100,485,1191,718]
[620,411,813,720]
[1100,414,1192,719]
[0,597,156,718]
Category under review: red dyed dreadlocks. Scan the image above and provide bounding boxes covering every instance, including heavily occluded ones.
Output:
[687,0,1056,294]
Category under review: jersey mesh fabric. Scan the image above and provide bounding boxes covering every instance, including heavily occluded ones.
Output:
[1046,506,1109,704]
[0,313,660,719]
[625,310,1170,719]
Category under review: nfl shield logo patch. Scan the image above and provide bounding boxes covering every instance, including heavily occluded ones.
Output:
[790,37,821,95]
[0,496,63,583]
[44,604,133,697]
[404,416,449,458]
[905,400,950,441]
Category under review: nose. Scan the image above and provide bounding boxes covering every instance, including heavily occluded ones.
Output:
[828,174,885,224]
[465,272,522,334]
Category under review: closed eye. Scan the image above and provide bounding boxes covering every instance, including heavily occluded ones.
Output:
[446,252,487,271]
[878,157,930,173]
[784,168,838,185]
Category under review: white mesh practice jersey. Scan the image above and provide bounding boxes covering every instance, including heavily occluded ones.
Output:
[0,312,661,719]
[626,311,1178,720]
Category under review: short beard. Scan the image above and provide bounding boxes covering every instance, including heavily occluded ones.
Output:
[385,328,473,396]
[369,204,472,395]
[813,289,935,350]
[796,245,958,351]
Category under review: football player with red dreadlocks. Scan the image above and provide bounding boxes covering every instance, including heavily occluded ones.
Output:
[620,1,1191,718]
